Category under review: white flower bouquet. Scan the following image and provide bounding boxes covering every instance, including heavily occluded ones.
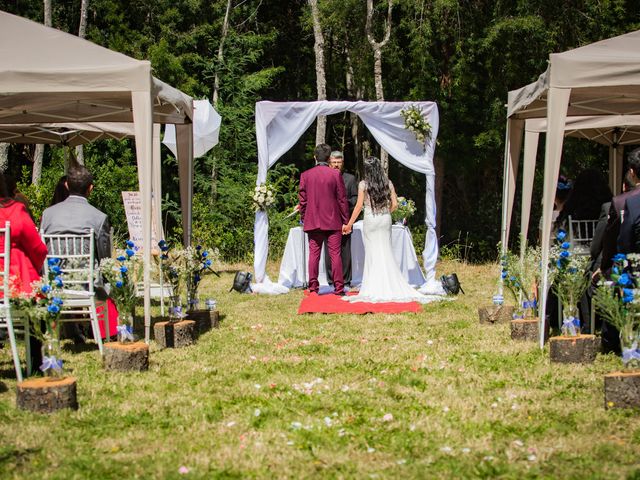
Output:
[252,183,276,212]
[400,105,432,150]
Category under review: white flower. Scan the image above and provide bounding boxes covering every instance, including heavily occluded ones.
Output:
[254,408,261,417]
[440,446,453,454]
[382,413,393,422]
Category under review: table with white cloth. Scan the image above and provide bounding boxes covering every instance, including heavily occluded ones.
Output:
[278,221,426,288]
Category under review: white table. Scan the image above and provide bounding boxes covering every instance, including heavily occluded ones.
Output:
[278,221,426,288]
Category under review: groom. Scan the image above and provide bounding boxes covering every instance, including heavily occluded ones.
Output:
[299,143,350,295]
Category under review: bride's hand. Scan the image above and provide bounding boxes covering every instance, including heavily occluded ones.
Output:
[342,224,351,235]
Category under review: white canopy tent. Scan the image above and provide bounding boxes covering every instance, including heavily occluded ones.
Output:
[253,100,443,293]
[501,29,640,348]
[515,115,640,258]
[0,10,195,343]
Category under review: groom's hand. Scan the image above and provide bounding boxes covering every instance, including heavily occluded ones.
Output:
[342,224,351,235]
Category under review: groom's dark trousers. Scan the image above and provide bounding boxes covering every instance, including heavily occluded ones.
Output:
[299,162,350,294]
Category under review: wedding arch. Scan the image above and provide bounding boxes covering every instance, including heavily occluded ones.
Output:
[253,100,442,291]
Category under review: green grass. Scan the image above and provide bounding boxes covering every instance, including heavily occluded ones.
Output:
[1,260,639,479]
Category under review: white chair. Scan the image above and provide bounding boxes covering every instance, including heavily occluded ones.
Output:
[568,215,599,255]
[0,221,31,381]
[41,230,104,355]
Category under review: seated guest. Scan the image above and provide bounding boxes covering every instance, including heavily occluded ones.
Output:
[50,175,69,206]
[0,174,48,372]
[40,166,113,343]
[553,168,612,233]
[3,174,34,219]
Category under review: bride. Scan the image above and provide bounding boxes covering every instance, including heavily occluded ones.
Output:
[342,156,434,303]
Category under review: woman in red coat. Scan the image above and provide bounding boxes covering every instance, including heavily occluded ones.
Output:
[0,174,48,373]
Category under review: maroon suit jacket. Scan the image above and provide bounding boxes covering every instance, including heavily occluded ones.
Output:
[299,163,349,232]
[601,186,640,271]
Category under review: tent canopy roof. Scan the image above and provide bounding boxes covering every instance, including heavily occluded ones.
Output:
[0,10,193,125]
[525,115,640,146]
[508,29,640,119]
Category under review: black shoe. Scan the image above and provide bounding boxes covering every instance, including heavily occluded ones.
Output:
[73,334,87,345]
[334,291,346,297]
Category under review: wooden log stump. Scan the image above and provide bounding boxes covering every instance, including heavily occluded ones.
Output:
[510,318,540,342]
[604,371,640,409]
[187,309,220,334]
[103,342,149,372]
[16,376,78,413]
[478,305,515,324]
[549,335,601,364]
[154,320,197,349]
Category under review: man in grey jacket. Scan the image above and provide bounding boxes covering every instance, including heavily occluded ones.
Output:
[40,165,111,343]
[40,165,111,263]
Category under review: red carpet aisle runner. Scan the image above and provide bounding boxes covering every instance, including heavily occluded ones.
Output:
[297,290,421,314]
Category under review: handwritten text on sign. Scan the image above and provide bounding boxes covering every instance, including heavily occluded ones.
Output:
[122,191,159,250]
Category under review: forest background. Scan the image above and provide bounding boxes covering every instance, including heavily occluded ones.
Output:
[1,0,639,263]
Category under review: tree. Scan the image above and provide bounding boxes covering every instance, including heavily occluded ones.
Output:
[366,0,392,171]
[308,0,327,145]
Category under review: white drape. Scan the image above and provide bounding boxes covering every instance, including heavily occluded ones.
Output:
[253,100,439,286]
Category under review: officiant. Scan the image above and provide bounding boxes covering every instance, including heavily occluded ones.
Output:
[325,151,358,287]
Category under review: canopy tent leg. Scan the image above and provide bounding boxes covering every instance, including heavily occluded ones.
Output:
[539,87,571,349]
[177,124,194,247]
[520,129,540,259]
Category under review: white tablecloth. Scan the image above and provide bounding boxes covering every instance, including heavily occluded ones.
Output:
[278,221,426,288]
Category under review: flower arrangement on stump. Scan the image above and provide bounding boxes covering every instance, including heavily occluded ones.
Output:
[100,241,139,343]
[501,247,541,320]
[594,253,640,408]
[400,105,432,150]
[158,240,187,322]
[549,230,591,336]
[185,245,220,311]
[391,197,416,225]
[13,258,65,377]
[594,253,640,370]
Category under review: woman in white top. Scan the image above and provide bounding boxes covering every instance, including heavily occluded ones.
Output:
[343,156,433,303]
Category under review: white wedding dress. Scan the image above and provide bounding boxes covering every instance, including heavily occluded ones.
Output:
[345,181,438,304]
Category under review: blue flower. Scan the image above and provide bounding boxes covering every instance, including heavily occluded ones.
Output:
[116,280,123,288]
[120,266,128,274]
[556,259,564,268]
[194,274,201,283]
[158,240,167,248]
[510,276,517,282]
[126,240,135,248]
[125,249,135,257]
[47,258,60,266]
[202,251,208,258]
[161,254,168,261]
[52,297,63,305]
[568,267,577,274]
[618,273,633,287]
[613,253,627,263]
[54,276,63,287]
[561,242,571,250]
[117,255,126,262]
[556,230,567,241]
[196,245,202,251]
[205,259,212,267]
[51,265,62,274]
[613,266,620,275]
[560,250,570,258]
[501,271,507,279]
[41,285,51,294]
[623,288,635,303]
[47,304,60,314]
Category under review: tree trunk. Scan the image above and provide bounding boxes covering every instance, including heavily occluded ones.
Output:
[309,0,327,145]
[211,0,232,202]
[78,0,89,38]
[32,144,44,185]
[366,0,393,173]
[0,144,8,173]
[346,47,364,176]
[44,0,52,27]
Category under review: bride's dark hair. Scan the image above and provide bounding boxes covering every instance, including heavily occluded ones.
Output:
[364,156,391,214]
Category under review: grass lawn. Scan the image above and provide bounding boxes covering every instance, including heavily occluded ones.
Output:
[1,259,639,479]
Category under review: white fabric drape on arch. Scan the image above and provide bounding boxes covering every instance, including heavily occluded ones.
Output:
[253,100,442,292]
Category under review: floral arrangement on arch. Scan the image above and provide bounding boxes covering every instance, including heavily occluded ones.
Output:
[593,253,640,369]
[391,196,416,224]
[100,240,139,342]
[500,246,541,318]
[12,258,66,375]
[252,183,276,212]
[400,105,432,150]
